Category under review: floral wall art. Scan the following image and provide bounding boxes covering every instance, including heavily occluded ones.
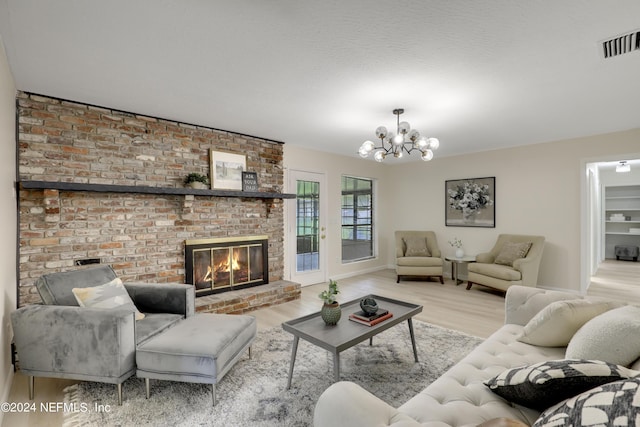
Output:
[445,177,495,227]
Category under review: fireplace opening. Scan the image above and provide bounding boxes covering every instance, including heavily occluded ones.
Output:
[185,235,269,296]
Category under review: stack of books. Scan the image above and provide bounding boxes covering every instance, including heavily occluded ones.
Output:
[349,308,393,326]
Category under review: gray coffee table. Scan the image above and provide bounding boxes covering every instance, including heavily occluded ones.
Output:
[282,294,423,388]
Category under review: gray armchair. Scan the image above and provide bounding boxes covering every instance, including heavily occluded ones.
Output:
[395,230,444,284]
[11,265,194,404]
[467,234,545,292]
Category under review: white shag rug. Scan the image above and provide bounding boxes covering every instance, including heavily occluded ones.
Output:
[63,320,482,427]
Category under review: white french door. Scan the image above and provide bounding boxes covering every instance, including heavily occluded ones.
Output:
[288,170,327,286]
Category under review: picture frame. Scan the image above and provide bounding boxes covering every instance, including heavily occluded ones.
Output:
[445,177,495,227]
[210,150,246,190]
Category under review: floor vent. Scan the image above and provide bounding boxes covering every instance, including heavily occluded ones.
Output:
[601,30,640,59]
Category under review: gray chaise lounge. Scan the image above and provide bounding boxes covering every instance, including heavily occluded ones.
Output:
[11,265,194,404]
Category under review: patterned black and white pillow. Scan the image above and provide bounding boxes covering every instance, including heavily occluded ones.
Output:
[533,377,640,426]
[484,359,639,411]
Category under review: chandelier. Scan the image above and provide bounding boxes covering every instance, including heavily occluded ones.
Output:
[358,108,439,162]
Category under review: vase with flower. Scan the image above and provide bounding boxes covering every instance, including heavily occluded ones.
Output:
[449,237,464,258]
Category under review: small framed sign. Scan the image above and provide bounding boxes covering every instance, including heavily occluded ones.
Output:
[242,171,259,192]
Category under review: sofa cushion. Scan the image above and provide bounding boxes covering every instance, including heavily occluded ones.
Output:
[478,419,530,427]
[73,278,145,320]
[566,305,640,366]
[403,236,431,257]
[398,324,566,426]
[135,313,184,345]
[468,263,522,281]
[485,359,638,411]
[36,265,118,306]
[494,242,532,267]
[533,377,640,427]
[396,256,442,267]
[517,300,621,347]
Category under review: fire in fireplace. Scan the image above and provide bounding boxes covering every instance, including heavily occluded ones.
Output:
[185,235,269,296]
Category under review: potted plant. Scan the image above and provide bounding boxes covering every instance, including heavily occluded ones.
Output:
[184,173,209,189]
[319,279,341,325]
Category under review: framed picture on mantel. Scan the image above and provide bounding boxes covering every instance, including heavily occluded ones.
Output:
[210,150,246,190]
[445,177,495,227]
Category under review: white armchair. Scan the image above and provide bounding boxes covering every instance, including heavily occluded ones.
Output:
[395,231,444,284]
[467,234,545,292]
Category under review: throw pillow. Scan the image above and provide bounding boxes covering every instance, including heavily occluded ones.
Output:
[494,242,532,267]
[72,278,145,320]
[484,359,639,412]
[533,377,640,427]
[403,236,431,257]
[517,299,621,347]
[566,305,640,366]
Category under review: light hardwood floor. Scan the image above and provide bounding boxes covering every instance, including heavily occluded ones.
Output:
[2,269,506,427]
[6,264,637,427]
[588,259,640,303]
[2,260,640,427]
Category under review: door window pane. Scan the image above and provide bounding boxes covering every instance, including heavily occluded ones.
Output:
[296,180,320,272]
[341,176,374,262]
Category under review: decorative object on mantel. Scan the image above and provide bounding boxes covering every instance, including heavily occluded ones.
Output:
[446,177,495,228]
[319,279,341,325]
[359,296,379,316]
[183,172,209,189]
[358,108,440,162]
[449,237,465,258]
[210,150,246,190]
[242,171,259,192]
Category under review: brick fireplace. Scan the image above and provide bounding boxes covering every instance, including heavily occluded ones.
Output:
[16,92,299,312]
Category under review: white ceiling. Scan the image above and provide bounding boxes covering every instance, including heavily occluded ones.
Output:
[1,1,639,162]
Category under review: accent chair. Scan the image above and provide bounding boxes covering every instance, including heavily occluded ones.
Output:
[467,234,545,292]
[395,230,444,284]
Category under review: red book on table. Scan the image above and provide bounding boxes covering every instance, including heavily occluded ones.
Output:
[348,311,393,326]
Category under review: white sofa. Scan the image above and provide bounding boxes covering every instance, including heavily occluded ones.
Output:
[313,285,634,427]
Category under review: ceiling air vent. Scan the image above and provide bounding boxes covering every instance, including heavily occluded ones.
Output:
[601,30,640,59]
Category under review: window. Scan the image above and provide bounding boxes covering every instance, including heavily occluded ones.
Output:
[341,176,374,262]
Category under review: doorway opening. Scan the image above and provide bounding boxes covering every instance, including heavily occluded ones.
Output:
[583,157,640,299]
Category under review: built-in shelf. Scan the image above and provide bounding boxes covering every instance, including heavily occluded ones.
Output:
[19,180,296,199]
[606,232,640,235]
[604,184,640,259]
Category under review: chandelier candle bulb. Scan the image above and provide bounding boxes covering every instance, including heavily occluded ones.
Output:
[358,108,440,162]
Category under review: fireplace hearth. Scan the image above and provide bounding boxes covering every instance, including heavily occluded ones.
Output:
[185,236,269,297]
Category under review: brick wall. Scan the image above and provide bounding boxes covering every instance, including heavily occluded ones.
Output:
[17,92,285,305]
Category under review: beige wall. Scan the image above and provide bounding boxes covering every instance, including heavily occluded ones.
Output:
[0,36,17,418]
[285,128,640,292]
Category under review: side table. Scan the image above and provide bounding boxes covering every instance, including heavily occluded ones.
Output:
[444,256,476,285]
